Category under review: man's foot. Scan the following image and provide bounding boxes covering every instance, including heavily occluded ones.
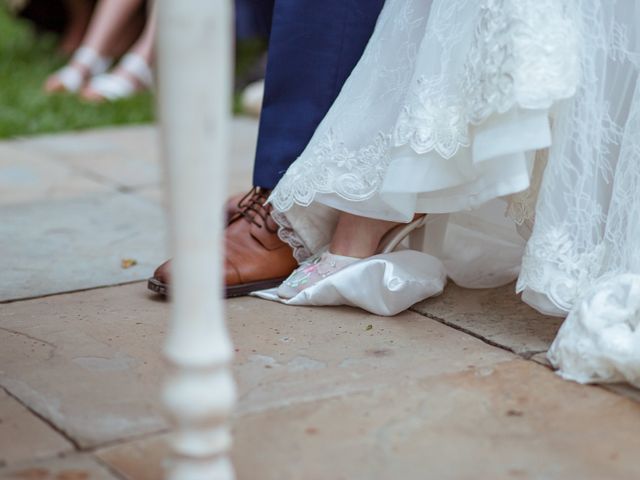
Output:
[148,187,298,298]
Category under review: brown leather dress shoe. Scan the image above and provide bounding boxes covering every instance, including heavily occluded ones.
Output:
[148,187,298,298]
[225,191,248,222]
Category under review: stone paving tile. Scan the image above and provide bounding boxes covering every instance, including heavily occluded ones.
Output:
[0,388,73,468]
[227,116,259,173]
[11,118,257,191]
[130,169,251,207]
[127,117,256,204]
[221,296,514,416]
[530,353,640,405]
[412,282,564,355]
[601,384,640,404]
[12,126,161,189]
[0,145,110,206]
[96,435,168,480]
[531,351,552,367]
[0,285,169,448]
[125,186,165,207]
[96,359,640,480]
[0,119,256,301]
[0,192,166,302]
[0,454,119,480]
[0,283,514,449]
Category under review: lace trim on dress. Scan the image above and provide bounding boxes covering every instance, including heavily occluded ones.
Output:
[270,131,391,212]
[516,228,607,311]
[271,210,311,263]
[270,0,581,216]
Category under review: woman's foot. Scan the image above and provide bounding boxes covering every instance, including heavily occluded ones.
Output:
[278,212,423,299]
[81,5,155,102]
[44,46,111,93]
[44,62,88,93]
[329,212,399,258]
[80,52,152,102]
[277,251,359,298]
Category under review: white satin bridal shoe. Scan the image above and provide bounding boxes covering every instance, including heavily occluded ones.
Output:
[277,215,428,299]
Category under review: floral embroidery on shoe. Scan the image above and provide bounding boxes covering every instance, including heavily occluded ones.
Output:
[277,251,358,299]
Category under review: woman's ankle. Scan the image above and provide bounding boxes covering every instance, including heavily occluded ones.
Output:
[330,213,397,258]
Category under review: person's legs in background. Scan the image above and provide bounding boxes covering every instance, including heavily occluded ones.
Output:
[44,0,146,93]
[59,0,95,55]
[80,1,155,101]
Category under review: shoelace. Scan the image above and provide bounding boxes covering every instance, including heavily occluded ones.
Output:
[233,187,278,233]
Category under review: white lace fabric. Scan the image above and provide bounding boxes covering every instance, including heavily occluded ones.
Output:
[265,0,640,387]
[516,1,640,313]
[269,0,579,215]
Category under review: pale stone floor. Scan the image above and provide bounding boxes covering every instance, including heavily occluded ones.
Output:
[1,119,639,480]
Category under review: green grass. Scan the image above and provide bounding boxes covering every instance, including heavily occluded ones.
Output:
[0,7,154,139]
[0,7,266,139]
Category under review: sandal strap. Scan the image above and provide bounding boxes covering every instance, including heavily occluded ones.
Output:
[53,46,112,93]
[88,73,137,101]
[119,53,154,88]
[86,54,152,101]
[73,46,112,75]
[56,66,84,93]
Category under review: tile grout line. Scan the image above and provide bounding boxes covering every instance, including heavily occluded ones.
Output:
[35,148,126,191]
[22,144,163,201]
[1,383,173,464]
[409,308,547,360]
[410,309,640,403]
[1,386,82,451]
[0,279,149,305]
[92,454,130,480]
[86,427,171,453]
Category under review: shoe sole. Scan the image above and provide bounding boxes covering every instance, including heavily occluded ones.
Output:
[147,276,287,298]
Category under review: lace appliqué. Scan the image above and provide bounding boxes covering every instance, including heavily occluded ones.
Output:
[464,0,580,124]
[394,75,470,159]
[516,228,606,311]
[269,131,391,212]
[271,0,580,217]
[505,149,548,235]
[271,210,311,263]
[466,0,580,124]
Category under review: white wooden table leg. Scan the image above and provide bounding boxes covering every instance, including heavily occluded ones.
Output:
[156,1,236,479]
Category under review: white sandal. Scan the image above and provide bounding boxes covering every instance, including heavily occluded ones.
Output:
[85,53,153,101]
[48,46,112,93]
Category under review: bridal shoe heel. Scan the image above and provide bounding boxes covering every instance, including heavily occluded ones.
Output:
[378,215,428,253]
[277,215,428,299]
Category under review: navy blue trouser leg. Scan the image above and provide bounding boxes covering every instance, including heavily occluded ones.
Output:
[235,0,273,40]
[252,0,385,189]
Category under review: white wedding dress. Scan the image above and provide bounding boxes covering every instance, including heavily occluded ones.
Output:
[258,0,640,387]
